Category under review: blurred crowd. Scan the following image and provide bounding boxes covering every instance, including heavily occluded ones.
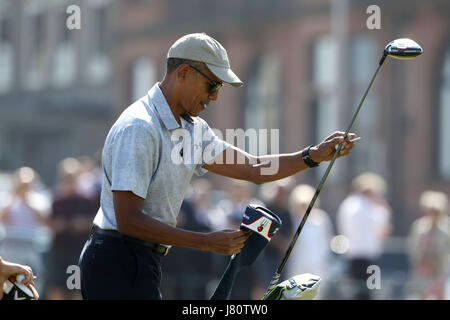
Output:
[1,161,449,300]
[163,173,450,300]
[0,156,101,300]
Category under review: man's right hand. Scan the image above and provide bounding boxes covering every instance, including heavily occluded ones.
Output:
[113,191,252,255]
[203,229,252,255]
[0,257,35,300]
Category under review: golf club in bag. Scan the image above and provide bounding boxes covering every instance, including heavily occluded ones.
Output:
[263,38,423,299]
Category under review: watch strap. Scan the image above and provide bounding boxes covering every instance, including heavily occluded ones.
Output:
[302,146,320,168]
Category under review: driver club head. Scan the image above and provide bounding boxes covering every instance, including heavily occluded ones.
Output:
[384,38,423,59]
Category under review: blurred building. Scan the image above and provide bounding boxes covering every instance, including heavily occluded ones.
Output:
[0,0,448,300]
[0,0,116,185]
[113,0,450,237]
[1,0,449,233]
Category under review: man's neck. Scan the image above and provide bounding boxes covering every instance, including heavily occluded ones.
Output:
[158,81,182,125]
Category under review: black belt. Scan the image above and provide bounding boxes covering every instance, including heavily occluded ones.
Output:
[91,225,169,256]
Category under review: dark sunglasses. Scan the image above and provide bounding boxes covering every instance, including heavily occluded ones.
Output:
[188,65,223,94]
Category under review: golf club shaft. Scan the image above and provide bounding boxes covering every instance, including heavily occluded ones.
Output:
[263,53,387,297]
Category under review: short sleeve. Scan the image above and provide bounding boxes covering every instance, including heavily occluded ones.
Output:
[110,123,158,198]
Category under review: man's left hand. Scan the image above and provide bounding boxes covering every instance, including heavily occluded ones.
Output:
[309,131,358,163]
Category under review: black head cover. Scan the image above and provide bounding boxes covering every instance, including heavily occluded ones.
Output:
[239,204,282,266]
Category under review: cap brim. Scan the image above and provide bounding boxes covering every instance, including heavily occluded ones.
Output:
[206,64,243,87]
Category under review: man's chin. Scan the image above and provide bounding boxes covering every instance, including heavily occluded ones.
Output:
[185,104,206,117]
[192,106,205,117]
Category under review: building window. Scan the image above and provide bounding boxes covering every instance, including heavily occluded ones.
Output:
[348,35,381,175]
[244,53,282,154]
[311,36,340,142]
[311,35,379,179]
[311,36,339,180]
[129,58,156,102]
[437,45,450,180]
[0,13,13,94]
[86,1,111,85]
[23,3,47,91]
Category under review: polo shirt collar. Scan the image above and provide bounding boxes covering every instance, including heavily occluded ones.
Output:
[148,83,181,130]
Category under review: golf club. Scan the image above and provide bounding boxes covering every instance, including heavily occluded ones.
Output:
[263,38,423,299]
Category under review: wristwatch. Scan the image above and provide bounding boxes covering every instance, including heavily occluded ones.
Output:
[302,146,320,168]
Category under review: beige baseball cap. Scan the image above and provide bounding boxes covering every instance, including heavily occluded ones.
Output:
[167,33,243,87]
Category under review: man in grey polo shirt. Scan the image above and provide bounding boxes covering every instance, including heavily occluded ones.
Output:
[79,33,356,299]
